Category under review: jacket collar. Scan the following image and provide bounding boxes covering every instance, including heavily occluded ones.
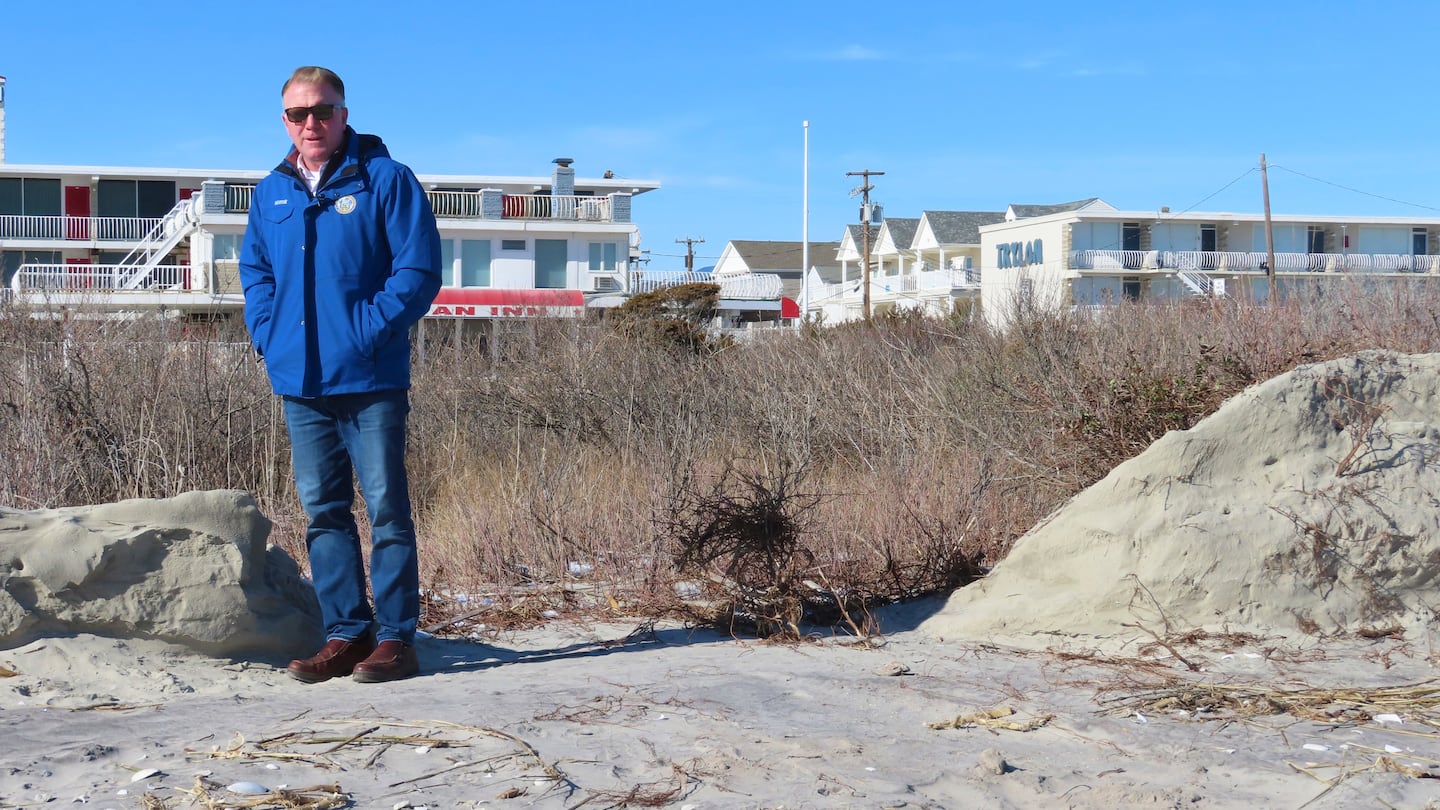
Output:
[277,127,358,189]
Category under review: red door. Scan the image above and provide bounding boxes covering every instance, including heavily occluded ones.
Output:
[65,257,92,288]
[65,185,90,240]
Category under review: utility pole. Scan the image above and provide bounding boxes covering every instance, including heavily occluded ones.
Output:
[846,169,884,321]
[1260,153,1276,292]
[676,236,705,273]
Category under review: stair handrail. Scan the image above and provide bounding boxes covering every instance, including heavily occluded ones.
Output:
[115,197,200,290]
[1165,251,1219,297]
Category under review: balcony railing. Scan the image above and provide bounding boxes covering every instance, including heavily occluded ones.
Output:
[888,267,979,292]
[1071,249,1440,274]
[0,214,164,241]
[12,263,197,293]
[809,267,979,304]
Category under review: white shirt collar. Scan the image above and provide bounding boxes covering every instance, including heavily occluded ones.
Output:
[296,156,325,193]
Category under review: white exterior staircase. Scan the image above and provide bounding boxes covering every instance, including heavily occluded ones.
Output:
[116,196,200,289]
[1163,251,1223,297]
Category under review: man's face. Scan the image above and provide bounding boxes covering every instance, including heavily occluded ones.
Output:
[282,81,348,170]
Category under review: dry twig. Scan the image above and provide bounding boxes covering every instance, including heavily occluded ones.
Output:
[929,705,1054,732]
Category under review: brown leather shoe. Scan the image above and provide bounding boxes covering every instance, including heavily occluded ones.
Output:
[352,640,419,683]
[287,635,376,683]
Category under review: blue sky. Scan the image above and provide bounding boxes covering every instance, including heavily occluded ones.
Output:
[6,1,1440,270]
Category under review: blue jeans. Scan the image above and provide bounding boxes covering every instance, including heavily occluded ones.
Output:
[283,390,418,646]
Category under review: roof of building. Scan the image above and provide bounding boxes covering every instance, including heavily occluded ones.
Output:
[840,224,878,256]
[1007,198,1103,219]
[727,239,842,273]
[880,217,919,250]
[919,210,1007,245]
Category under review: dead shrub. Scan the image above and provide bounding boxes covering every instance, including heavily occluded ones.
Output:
[665,457,823,638]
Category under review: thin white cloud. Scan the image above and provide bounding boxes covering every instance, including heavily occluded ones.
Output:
[1014,51,1062,71]
[804,44,888,61]
[1069,63,1147,78]
[1011,53,1146,78]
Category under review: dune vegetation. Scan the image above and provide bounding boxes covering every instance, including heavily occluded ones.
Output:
[4,277,1440,636]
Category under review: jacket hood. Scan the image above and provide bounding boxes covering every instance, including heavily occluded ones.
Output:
[351,129,390,161]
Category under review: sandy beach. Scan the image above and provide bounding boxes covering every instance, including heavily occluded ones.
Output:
[3,612,1439,809]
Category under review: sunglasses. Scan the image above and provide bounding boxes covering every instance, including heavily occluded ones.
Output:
[284,103,343,123]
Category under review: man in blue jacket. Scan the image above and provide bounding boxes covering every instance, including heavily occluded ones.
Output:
[240,66,441,684]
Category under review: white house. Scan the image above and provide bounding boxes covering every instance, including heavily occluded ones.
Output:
[813,210,1008,322]
[912,210,1007,280]
[709,239,843,325]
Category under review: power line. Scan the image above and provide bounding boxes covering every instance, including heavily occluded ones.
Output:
[1071,162,1261,250]
[1269,164,1440,212]
[647,250,722,260]
[1161,167,1258,219]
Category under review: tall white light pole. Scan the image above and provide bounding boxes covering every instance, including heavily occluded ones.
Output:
[801,120,810,326]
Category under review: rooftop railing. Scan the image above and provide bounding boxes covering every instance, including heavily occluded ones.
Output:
[225,184,252,213]
[220,185,617,222]
[629,271,784,299]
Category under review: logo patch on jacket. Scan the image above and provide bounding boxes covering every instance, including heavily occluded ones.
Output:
[335,195,357,214]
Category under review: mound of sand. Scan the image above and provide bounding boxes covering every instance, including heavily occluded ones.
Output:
[921,350,1440,649]
[0,489,320,658]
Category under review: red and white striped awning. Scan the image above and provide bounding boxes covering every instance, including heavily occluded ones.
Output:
[427,288,585,319]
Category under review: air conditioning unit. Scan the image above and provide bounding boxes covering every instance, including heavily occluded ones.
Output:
[589,275,621,293]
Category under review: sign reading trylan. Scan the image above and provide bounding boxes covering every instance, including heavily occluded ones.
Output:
[996,239,1043,269]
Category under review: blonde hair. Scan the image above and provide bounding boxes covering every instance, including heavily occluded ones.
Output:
[282,66,345,101]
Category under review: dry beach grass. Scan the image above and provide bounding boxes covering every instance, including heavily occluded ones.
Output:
[5,278,1440,633]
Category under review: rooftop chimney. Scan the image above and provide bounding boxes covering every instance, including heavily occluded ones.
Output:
[551,157,574,197]
[0,75,7,164]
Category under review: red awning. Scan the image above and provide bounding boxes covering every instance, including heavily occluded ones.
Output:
[428,288,585,319]
[781,296,800,319]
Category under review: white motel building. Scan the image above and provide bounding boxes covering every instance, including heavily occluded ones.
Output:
[806,197,1440,328]
[0,75,793,335]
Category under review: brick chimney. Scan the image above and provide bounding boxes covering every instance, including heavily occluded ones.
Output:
[551,157,574,197]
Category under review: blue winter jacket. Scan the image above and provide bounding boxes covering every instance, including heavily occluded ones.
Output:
[239,128,442,398]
